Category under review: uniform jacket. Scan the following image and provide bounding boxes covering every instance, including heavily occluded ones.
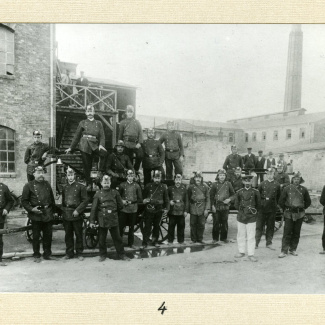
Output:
[61,181,89,221]
[231,176,244,193]
[90,188,123,228]
[143,182,170,212]
[187,183,210,216]
[168,184,189,215]
[223,154,243,172]
[264,158,276,169]
[0,183,14,223]
[22,180,56,222]
[159,131,184,160]
[278,184,311,210]
[210,181,235,210]
[235,187,261,224]
[105,152,134,177]
[119,181,143,213]
[255,156,266,169]
[76,77,89,88]
[141,138,165,169]
[258,180,281,213]
[274,172,290,188]
[243,154,256,169]
[24,142,50,175]
[118,118,143,149]
[70,119,105,154]
[319,185,325,214]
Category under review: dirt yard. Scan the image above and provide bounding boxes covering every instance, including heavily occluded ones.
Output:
[0,211,324,293]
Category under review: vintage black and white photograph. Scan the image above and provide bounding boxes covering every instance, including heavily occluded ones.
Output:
[0,23,324,293]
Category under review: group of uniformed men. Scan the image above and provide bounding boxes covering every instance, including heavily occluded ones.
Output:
[0,105,324,266]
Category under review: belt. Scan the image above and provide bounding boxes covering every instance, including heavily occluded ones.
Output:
[100,208,117,213]
[83,135,97,139]
[285,207,304,213]
[166,148,179,152]
[32,205,49,209]
[123,136,138,143]
[65,205,77,209]
[145,154,158,158]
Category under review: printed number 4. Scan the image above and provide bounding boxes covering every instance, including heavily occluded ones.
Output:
[158,301,167,315]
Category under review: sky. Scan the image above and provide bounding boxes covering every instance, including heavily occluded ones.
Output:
[56,24,325,122]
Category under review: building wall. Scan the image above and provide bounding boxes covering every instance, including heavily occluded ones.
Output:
[0,24,52,195]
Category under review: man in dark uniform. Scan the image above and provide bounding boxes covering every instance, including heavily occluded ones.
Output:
[274,164,290,191]
[142,128,165,186]
[142,170,169,248]
[255,168,281,250]
[89,175,130,262]
[65,105,107,190]
[234,175,261,262]
[118,105,143,172]
[159,121,184,180]
[255,150,265,183]
[75,71,89,104]
[231,167,244,193]
[167,174,188,245]
[223,145,243,182]
[187,172,210,244]
[22,166,57,263]
[24,130,50,182]
[243,148,256,170]
[118,170,143,249]
[278,172,311,258]
[319,185,325,255]
[0,182,14,266]
[61,167,89,261]
[210,169,235,244]
[105,140,134,189]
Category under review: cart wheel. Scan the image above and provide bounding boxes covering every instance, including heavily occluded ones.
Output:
[83,219,99,249]
[25,219,42,243]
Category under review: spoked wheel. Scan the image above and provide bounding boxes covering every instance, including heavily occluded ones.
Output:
[25,219,42,243]
[83,219,99,249]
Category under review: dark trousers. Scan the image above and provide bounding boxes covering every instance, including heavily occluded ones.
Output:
[31,220,53,258]
[190,214,205,242]
[0,223,3,260]
[27,174,35,182]
[98,226,125,258]
[168,214,185,243]
[256,212,275,246]
[257,173,264,184]
[124,147,143,172]
[119,212,137,246]
[322,215,325,251]
[143,166,166,186]
[165,158,183,180]
[80,150,105,185]
[281,217,304,253]
[63,219,84,257]
[212,210,229,241]
[143,210,163,245]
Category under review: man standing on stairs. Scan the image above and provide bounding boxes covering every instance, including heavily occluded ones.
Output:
[65,105,107,190]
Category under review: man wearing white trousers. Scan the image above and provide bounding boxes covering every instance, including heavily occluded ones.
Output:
[234,175,261,262]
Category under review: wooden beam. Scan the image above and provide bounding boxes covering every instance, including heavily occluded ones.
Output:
[97,113,113,132]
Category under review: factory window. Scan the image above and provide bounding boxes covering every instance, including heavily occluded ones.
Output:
[286,129,292,140]
[0,127,15,174]
[228,133,233,142]
[262,132,266,141]
[300,128,306,139]
[273,130,278,140]
[252,132,257,142]
[245,133,249,142]
[0,25,15,76]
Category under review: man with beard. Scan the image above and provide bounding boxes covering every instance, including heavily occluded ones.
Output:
[142,128,165,185]
[167,174,188,245]
[118,170,143,249]
[22,166,57,263]
[274,164,290,191]
[24,130,50,182]
[223,145,243,182]
[278,172,311,258]
[159,121,184,180]
[61,167,89,261]
[65,105,107,190]
[243,148,256,170]
[255,168,281,250]
[255,150,266,184]
[118,105,143,172]
[231,167,244,193]
[90,175,130,262]
[187,172,210,244]
[142,170,169,248]
[210,169,235,244]
[105,140,134,189]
